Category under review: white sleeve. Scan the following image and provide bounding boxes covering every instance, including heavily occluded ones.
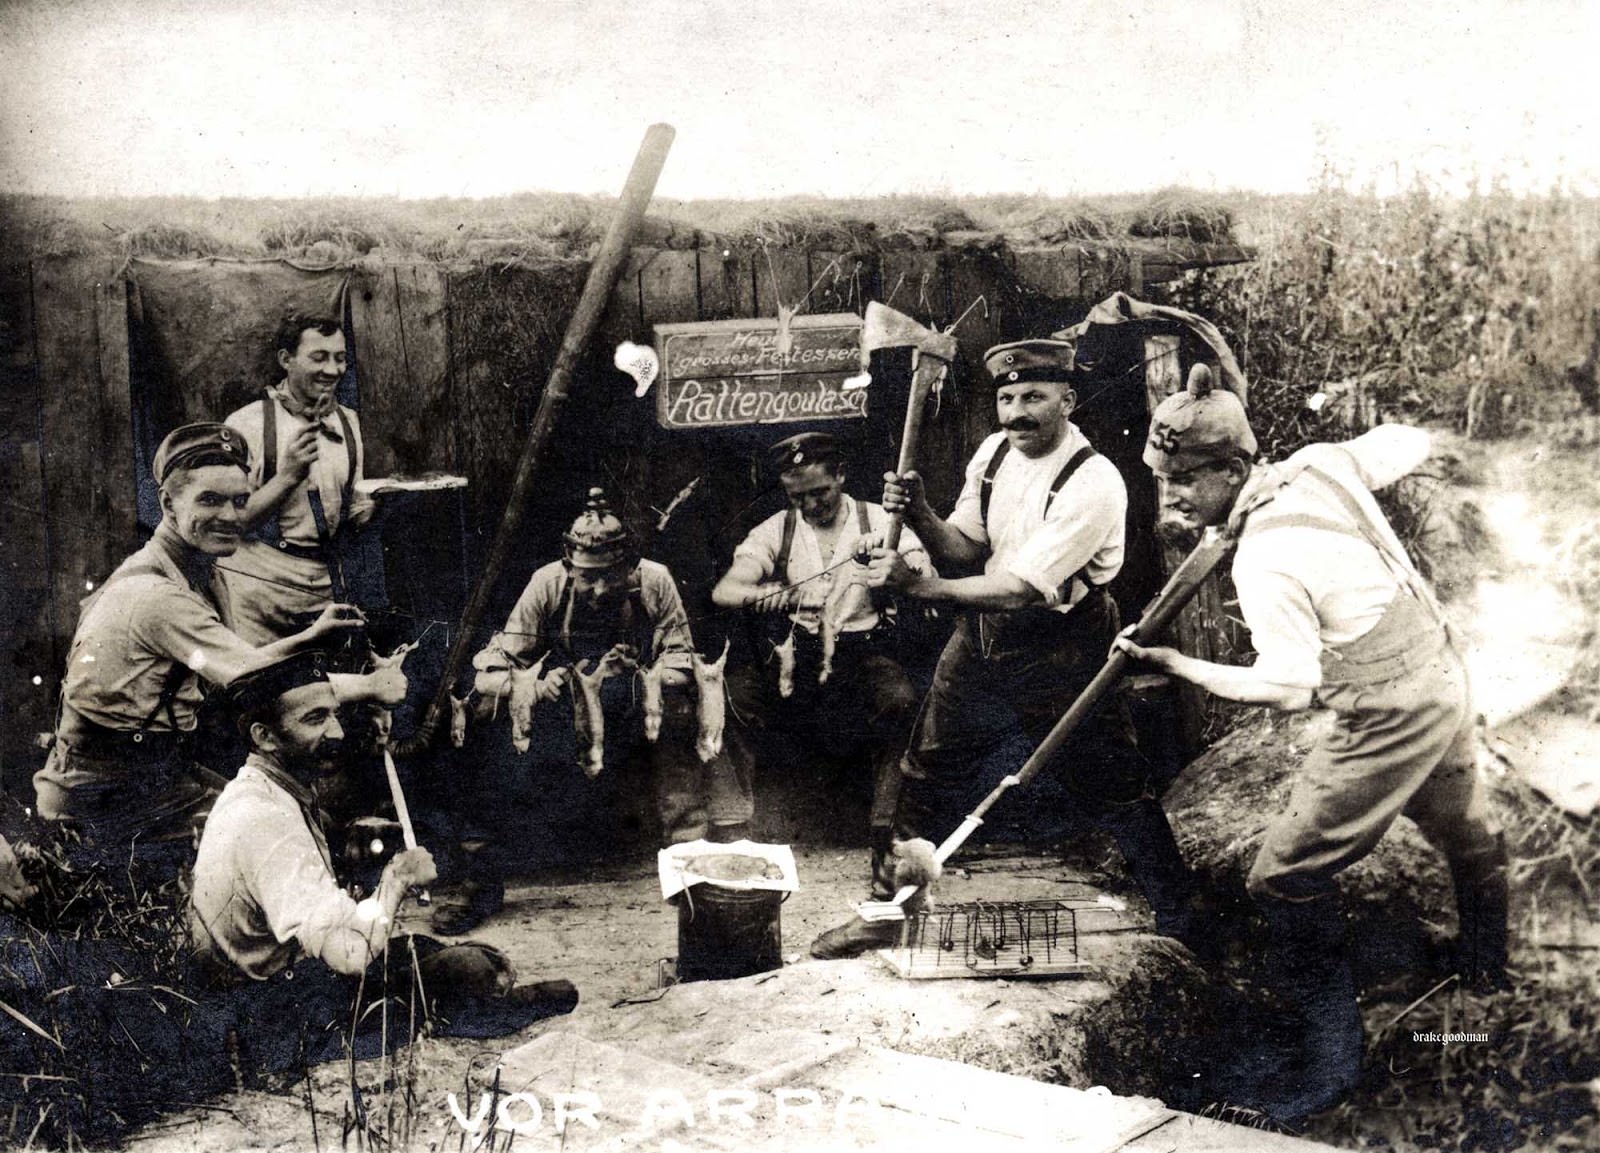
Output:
[1005,460,1125,606]
[1232,551,1325,688]
[1334,426,1432,491]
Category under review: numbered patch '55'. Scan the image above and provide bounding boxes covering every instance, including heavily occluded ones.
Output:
[1149,420,1182,454]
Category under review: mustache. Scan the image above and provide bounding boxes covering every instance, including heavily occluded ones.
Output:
[1156,516,1202,549]
[1001,418,1041,432]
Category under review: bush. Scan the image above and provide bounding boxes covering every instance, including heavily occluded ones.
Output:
[1161,180,1600,453]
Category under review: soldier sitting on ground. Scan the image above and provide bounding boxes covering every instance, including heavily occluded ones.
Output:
[188,650,576,1073]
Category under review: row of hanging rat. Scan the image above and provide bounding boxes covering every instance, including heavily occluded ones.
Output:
[446,567,870,775]
[447,641,731,779]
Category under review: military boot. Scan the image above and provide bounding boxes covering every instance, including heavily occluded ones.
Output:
[1100,799,1218,965]
[1238,891,1366,1124]
[1451,834,1511,994]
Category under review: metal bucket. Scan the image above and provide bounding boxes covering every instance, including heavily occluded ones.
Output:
[675,881,783,982]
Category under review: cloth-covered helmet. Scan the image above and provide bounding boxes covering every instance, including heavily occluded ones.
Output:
[563,488,634,570]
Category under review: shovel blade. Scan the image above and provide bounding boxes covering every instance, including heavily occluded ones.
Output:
[855,900,909,923]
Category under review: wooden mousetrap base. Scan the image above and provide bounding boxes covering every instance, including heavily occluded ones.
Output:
[875,892,1136,980]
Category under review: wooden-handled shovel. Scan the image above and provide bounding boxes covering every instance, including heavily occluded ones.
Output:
[856,522,1240,921]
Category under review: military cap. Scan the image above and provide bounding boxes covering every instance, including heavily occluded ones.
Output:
[767,431,842,476]
[982,340,1082,386]
[152,422,250,484]
[227,649,333,720]
[1143,364,1257,474]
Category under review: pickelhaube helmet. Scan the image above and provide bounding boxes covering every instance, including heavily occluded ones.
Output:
[563,488,634,570]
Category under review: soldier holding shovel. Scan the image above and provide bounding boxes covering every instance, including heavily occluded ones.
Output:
[1115,370,1509,1122]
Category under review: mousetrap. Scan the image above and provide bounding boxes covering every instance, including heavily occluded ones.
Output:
[876,889,1137,980]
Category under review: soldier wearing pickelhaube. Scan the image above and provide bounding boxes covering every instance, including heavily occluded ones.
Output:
[437,490,751,935]
[1115,371,1508,1122]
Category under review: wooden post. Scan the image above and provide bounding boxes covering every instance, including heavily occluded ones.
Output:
[400,123,676,754]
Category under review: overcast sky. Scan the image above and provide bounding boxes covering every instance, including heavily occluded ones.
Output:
[1,0,1594,200]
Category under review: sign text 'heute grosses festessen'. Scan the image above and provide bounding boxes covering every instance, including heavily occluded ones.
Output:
[654,314,866,429]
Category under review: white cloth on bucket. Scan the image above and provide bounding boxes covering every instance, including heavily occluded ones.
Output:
[657,839,799,901]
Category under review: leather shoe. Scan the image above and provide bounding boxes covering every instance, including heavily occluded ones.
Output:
[430,878,505,936]
[809,916,903,960]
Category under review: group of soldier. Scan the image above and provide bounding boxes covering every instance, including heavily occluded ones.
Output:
[8,310,1511,1122]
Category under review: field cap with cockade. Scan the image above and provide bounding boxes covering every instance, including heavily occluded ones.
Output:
[766,431,842,476]
[152,422,251,484]
[982,340,1082,386]
[1142,364,1257,475]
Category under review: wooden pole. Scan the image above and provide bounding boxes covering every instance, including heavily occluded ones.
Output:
[398,123,676,755]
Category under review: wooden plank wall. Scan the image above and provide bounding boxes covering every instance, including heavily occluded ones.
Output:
[349,262,453,478]
[0,262,51,789]
[0,247,1211,791]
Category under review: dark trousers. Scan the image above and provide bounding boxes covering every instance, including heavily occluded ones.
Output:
[206,935,529,1076]
[724,627,919,835]
[892,596,1198,932]
[432,679,750,886]
[895,594,1149,836]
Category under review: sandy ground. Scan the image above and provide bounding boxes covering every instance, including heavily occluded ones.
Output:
[119,429,1600,1153]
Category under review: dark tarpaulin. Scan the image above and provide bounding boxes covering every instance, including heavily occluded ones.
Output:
[127,258,350,529]
[123,259,392,614]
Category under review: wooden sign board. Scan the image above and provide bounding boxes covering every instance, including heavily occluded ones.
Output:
[653,313,865,430]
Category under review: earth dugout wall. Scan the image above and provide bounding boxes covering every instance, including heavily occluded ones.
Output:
[0,234,1252,793]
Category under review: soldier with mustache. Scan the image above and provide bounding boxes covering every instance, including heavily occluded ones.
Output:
[189,649,576,1072]
[812,340,1202,959]
[33,424,399,883]
[213,314,376,645]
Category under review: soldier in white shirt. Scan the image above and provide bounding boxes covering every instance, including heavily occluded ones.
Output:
[811,341,1200,959]
[1116,371,1507,1122]
[189,650,576,1072]
[213,314,376,645]
[712,433,927,896]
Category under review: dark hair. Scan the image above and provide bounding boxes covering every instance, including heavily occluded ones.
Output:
[272,312,343,358]
[234,696,287,745]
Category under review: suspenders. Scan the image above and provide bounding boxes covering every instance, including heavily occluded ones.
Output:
[554,570,649,662]
[1246,464,1445,623]
[978,439,1103,602]
[258,395,359,525]
[774,498,873,584]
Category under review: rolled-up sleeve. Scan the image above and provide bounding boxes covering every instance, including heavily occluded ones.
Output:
[945,435,1001,545]
[1333,425,1432,491]
[730,515,781,578]
[1232,559,1325,689]
[238,802,384,973]
[643,565,696,673]
[473,567,557,673]
[1006,460,1125,606]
